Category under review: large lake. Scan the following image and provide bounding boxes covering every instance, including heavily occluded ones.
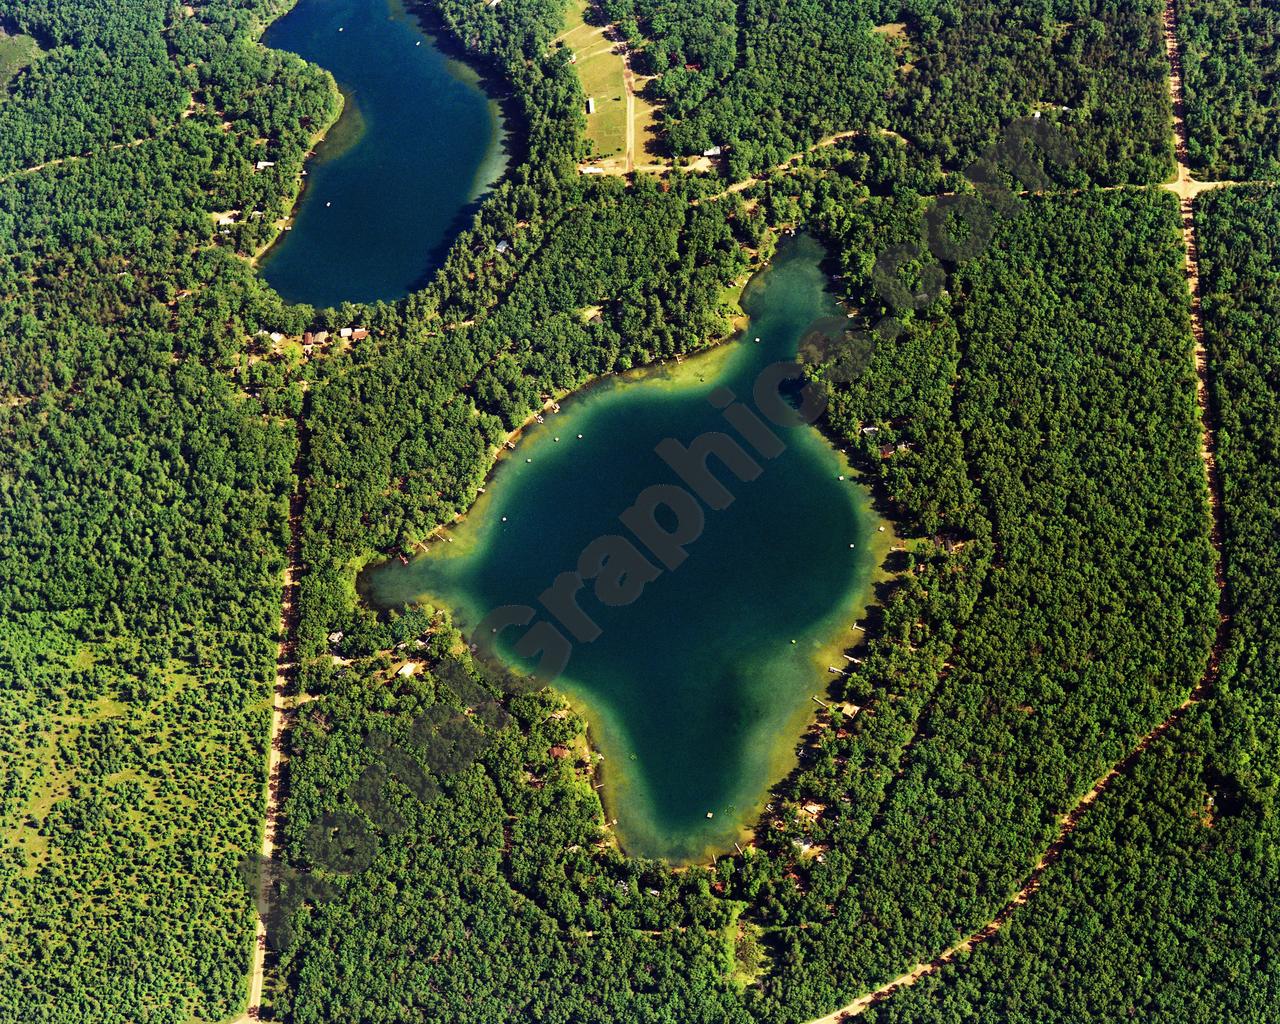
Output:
[364,235,887,862]
[260,0,508,307]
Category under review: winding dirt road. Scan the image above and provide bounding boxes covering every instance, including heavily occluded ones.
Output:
[694,131,865,204]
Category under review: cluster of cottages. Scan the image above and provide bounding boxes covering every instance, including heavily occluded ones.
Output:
[248,326,369,359]
[301,325,367,356]
[212,158,279,231]
[327,628,438,676]
[216,208,266,228]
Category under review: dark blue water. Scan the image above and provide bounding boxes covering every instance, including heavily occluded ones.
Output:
[365,237,888,861]
[260,0,507,306]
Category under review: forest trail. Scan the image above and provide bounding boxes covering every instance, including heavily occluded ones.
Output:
[3,97,202,181]
[804,679,1218,1022]
[1157,0,1236,204]
[805,4,1232,1020]
[6,135,155,180]
[1162,0,1198,201]
[697,131,864,203]
[1161,0,1227,566]
[231,411,310,1024]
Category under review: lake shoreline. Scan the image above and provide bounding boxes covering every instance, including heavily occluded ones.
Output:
[406,1,530,178]
[360,232,903,864]
[589,469,897,867]
[399,0,526,295]
[246,0,347,276]
[371,260,760,561]
[254,0,516,306]
[248,91,348,272]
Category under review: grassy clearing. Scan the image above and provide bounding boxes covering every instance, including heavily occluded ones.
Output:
[871,21,908,39]
[632,73,666,170]
[0,31,40,95]
[579,58,628,165]
[872,20,915,73]
[556,0,629,167]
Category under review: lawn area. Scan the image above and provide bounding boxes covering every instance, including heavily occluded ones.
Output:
[0,31,41,95]
[632,72,666,170]
[555,0,629,169]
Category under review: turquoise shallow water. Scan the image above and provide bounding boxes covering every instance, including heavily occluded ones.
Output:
[260,0,507,306]
[364,236,884,862]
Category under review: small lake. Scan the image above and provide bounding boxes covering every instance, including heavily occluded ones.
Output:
[363,236,887,862]
[260,0,508,307]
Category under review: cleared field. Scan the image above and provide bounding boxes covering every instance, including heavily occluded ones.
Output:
[555,0,628,168]
[556,0,666,175]
[631,72,666,171]
[578,51,628,166]
[0,31,41,94]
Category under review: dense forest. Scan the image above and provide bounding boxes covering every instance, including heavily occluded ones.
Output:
[755,184,1216,1018]
[3,0,1278,1021]
[889,0,1175,184]
[858,183,1280,1024]
[278,157,1222,1020]
[597,0,1173,183]
[1176,0,1280,180]
[0,0,187,173]
[0,0,335,1018]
